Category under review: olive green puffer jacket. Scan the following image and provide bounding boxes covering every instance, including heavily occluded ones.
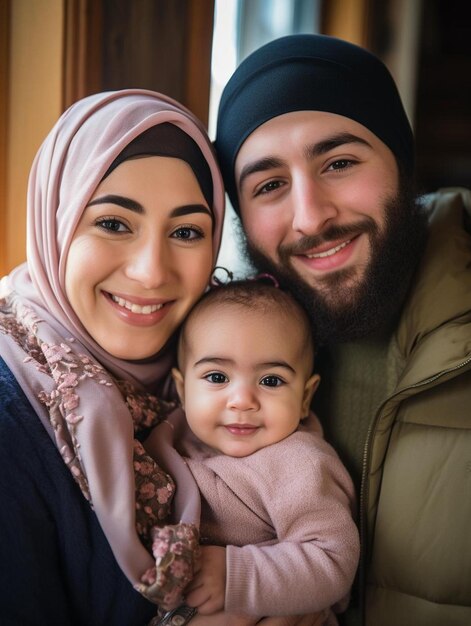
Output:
[363,188,471,625]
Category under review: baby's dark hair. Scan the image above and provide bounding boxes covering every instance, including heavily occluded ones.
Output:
[178,278,315,368]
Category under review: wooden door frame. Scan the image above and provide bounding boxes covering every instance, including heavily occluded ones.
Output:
[63,0,103,109]
[0,0,10,276]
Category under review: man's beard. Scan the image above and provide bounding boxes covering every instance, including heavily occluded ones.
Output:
[242,177,428,346]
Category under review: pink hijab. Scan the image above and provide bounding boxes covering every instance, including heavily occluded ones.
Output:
[0,90,224,607]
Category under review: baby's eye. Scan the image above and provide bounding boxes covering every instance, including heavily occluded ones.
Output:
[260,375,284,387]
[172,226,204,240]
[96,217,130,233]
[204,372,228,384]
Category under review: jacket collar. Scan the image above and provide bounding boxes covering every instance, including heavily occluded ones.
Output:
[394,188,471,390]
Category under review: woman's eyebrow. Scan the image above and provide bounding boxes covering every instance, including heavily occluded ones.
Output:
[87,194,143,213]
[86,197,212,219]
[169,204,212,218]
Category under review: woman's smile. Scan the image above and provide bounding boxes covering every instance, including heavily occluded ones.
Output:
[104,290,174,327]
[109,292,165,313]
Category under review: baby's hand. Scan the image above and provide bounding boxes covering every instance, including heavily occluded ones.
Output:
[184,545,226,614]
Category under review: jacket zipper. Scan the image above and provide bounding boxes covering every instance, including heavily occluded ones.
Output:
[357,355,471,625]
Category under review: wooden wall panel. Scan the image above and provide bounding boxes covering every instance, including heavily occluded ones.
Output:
[4,0,63,274]
[321,0,372,47]
[63,0,103,108]
[101,0,214,125]
[184,0,215,125]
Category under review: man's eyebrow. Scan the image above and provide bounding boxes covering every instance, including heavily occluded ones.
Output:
[304,132,372,159]
[238,157,286,191]
[237,132,372,191]
[86,196,211,219]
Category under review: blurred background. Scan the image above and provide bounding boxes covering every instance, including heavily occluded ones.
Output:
[1,0,470,276]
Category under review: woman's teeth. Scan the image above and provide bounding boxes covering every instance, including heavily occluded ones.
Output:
[111,294,163,314]
[306,239,351,259]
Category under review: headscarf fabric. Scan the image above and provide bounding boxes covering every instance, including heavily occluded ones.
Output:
[0,89,224,610]
[104,122,214,208]
[215,33,414,212]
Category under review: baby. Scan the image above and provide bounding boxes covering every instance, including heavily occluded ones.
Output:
[172,279,359,625]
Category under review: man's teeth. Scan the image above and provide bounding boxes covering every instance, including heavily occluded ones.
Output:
[111,295,163,314]
[306,240,351,259]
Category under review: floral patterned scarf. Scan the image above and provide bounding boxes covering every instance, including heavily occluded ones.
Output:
[0,90,224,611]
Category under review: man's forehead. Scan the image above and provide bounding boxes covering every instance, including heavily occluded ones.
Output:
[237,110,369,153]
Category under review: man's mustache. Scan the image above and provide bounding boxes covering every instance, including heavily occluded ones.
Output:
[279,218,377,258]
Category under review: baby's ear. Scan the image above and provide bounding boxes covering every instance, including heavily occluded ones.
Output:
[171,367,185,408]
[302,374,320,416]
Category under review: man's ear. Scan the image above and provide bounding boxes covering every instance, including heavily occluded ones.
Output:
[302,374,320,416]
[171,367,185,408]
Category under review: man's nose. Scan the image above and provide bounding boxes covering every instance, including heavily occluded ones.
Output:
[291,177,338,235]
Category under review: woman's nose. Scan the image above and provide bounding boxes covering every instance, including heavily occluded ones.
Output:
[227,383,260,412]
[291,177,338,235]
[124,238,171,289]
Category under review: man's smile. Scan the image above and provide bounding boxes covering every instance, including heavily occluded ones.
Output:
[290,235,362,274]
[304,239,352,259]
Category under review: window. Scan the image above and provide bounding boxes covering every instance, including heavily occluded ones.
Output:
[210,0,320,274]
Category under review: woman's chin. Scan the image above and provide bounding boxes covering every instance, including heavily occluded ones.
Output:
[94,337,168,361]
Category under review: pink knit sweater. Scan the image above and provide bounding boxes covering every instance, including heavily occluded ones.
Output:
[178,421,359,618]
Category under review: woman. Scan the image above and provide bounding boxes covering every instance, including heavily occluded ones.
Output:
[0,89,224,625]
[0,89,320,626]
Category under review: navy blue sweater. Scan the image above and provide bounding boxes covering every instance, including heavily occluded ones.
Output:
[0,357,156,626]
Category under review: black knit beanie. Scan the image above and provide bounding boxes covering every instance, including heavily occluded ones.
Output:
[215,34,414,213]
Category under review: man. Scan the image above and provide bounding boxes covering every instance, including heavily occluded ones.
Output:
[215,34,471,626]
